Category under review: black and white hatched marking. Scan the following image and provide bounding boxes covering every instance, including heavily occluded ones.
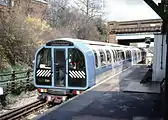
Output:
[36,69,51,77]
[69,70,85,78]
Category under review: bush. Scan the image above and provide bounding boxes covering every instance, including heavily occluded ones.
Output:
[0,5,51,68]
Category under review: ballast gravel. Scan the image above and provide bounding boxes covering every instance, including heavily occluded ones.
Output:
[0,90,38,116]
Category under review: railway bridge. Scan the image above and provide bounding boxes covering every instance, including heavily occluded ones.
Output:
[108,19,162,45]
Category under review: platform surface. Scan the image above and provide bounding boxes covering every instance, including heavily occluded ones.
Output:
[36,65,163,120]
[123,82,160,93]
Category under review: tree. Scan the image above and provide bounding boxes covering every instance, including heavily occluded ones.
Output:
[74,0,105,20]
[44,0,107,41]
[0,0,51,68]
[46,0,70,27]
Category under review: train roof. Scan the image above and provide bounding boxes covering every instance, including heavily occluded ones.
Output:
[46,38,138,49]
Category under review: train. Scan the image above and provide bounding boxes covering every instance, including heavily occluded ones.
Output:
[34,38,145,103]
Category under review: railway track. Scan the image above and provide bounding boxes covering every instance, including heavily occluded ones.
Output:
[0,100,47,120]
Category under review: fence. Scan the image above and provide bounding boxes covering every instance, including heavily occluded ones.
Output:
[0,69,34,95]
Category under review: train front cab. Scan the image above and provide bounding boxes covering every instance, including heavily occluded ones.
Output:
[34,40,95,102]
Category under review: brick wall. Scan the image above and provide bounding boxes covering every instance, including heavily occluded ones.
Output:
[28,0,48,19]
[108,34,117,43]
[0,0,48,19]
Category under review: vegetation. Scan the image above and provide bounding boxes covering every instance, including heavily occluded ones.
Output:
[0,0,108,70]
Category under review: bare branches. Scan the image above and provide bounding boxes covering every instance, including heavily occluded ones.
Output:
[74,0,104,20]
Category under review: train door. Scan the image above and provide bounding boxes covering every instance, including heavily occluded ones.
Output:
[54,49,66,87]
[68,48,86,88]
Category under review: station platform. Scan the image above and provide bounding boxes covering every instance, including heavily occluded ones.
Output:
[36,65,163,120]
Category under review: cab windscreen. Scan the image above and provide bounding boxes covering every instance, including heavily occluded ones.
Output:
[35,48,52,86]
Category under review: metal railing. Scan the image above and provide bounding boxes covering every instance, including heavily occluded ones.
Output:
[0,69,34,94]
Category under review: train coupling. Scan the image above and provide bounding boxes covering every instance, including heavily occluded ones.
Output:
[46,95,67,103]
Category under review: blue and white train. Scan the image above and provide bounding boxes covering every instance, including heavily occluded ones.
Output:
[34,38,144,103]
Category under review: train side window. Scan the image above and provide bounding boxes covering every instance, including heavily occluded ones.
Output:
[116,50,118,61]
[121,51,125,60]
[117,50,120,61]
[106,50,112,63]
[133,50,136,57]
[112,50,115,62]
[135,51,137,59]
[98,49,106,66]
[118,50,121,61]
[138,51,140,58]
[129,50,131,59]
[129,51,131,58]
[126,50,130,59]
[93,50,98,68]
[113,50,117,62]
[111,50,115,63]
[110,50,114,63]
[126,51,129,59]
[115,50,118,62]
[125,51,127,59]
[117,50,121,61]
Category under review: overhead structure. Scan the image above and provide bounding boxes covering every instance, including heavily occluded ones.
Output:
[143,0,164,19]
[143,0,168,120]
[108,19,162,34]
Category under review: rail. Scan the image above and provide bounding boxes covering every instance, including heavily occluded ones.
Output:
[0,100,47,120]
[0,69,34,94]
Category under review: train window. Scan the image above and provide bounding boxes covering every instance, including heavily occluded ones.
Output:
[135,50,137,59]
[112,50,117,62]
[117,50,120,61]
[36,48,52,86]
[114,50,118,62]
[119,50,124,61]
[111,50,115,63]
[36,48,51,68]
[138,51,140,58]
[128,50,131,59]
[133,50,136,57]
[113,50,118,62]
[121,51,125,60]
[98,49,106,66]
[106,50,112,63]
[111,50,114,62]
[125,50,131,60]
[117,50,121,61]
[93,50,98,68]
[68,48,86,87]
[126,51,129,59]
[125,51,128,59]
[116,50,120,61]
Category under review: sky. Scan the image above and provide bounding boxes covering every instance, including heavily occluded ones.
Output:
[103,0,161,21]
